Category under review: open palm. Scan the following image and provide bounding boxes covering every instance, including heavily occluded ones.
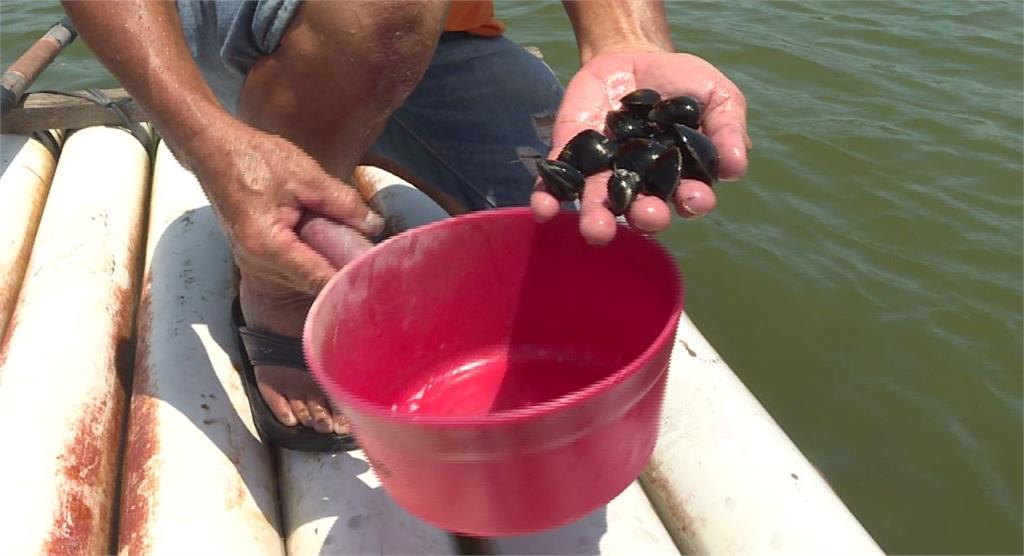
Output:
[532,50,750,244]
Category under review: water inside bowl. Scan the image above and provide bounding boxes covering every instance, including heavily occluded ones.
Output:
[387,345,624,417]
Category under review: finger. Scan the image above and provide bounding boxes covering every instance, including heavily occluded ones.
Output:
[297,176,385,238]
[674,180,717,218]
[534,74,614,222]
[550,70,617,156]
[297,215,373,269]
[578,170,618,245]
[626,195,672,233]
[530,190,562,222]
[709,123,750,181]
[700,81,750,181]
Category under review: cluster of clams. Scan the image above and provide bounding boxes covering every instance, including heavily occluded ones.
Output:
[537,89,720,216]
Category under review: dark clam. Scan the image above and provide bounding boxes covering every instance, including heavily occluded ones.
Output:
[648,95,702,129]
[651,131,678,149]
[669,124,719,185]
[642,146,683,201]
[606,110,661,142]
[613,138,666,178]
[607,169,642,216]
[620,88,661,118]
[537,159,585,202]
[557,129,618,175]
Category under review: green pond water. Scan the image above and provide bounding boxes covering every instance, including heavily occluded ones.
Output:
[3,1,1021,553]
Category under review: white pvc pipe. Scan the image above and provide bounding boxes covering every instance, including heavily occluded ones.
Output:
[280,165,457,555]
[641,314,883,555]
[117,141,284,555]
[280,450,458,555]
[0,133,58,339]
[0,127,148,555]
[355,165,452,236]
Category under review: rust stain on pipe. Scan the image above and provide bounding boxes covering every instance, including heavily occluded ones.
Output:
[117,395,160,556]
[44,398,123,555]
[46,424,102,555]
[43,490,92,556]
[117,288,160,556]
[62,403,107,486]
[641,465,709,554]
[0,302,20,363]
[43,283,137,555]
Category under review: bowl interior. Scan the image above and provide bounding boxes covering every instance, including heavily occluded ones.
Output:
[306,209,682,419]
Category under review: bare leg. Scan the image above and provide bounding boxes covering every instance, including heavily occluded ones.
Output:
[236,1,447,434]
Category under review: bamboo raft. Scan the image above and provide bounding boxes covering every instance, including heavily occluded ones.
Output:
[0,89,882,555]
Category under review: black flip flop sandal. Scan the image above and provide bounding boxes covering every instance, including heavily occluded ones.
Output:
[231,297,358,452]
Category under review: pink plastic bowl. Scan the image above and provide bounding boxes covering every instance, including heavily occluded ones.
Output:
[304,208,683,536]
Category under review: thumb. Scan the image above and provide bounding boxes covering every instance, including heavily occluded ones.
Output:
[298,214,373,270]
[297,175,385,238]
[534,74,618,222]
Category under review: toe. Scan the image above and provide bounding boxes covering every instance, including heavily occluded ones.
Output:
[257,381,298,427]
[289,398,314,427]
[306,396,335,434]
[333,413,352,436]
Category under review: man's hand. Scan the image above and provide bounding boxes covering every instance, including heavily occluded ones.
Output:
[62,1,382,296]
[534,1,751,244]
[532,49,750,244]
[192,120,382,295]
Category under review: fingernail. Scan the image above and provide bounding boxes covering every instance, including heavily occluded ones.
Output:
[680,199,707,219]
[280,412,298,427]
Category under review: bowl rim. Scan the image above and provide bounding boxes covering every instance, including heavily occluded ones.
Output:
[303,207,684,427]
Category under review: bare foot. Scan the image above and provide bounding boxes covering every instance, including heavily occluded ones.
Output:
[239,275,349,436]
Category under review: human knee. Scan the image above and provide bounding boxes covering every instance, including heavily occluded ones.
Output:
[238,1,447,160]
[289,1,446,110]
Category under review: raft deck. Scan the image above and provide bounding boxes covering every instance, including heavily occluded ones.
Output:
[0,120,881,555]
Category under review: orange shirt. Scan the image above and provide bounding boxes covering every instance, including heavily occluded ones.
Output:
[445,1,505,37]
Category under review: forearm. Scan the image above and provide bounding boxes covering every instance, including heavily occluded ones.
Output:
[562,0,674,63]
[61,1,232,168]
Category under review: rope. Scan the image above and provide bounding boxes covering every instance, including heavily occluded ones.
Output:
[33,88,156,156]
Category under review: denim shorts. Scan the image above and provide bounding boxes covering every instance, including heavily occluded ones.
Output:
[176,0,564,210]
